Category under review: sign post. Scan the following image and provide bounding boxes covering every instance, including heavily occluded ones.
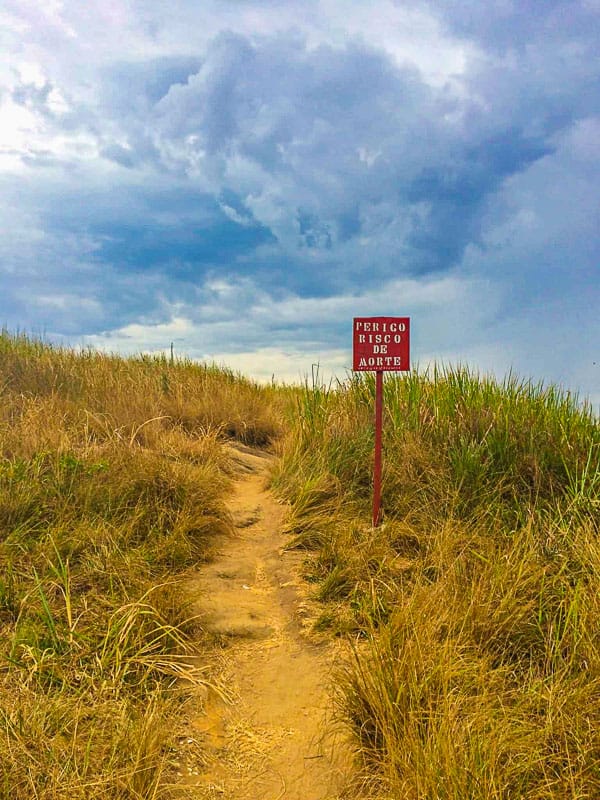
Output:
[353,317,410,527]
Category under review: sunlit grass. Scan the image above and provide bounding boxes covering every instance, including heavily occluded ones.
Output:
[4,330,599,797]
[0,331,284,799]
[275,366,600,798]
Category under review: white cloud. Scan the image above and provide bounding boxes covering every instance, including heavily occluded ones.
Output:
[80,271,500,377]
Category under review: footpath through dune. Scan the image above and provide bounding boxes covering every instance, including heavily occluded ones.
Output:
[176,444,353,800]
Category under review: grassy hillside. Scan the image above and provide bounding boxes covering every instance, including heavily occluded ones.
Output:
[274,368,600,799]
[2,332,599,799]
[0,332,283,799]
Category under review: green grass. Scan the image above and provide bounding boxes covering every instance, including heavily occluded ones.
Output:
[274,367,600,799]
[0,331,284,799]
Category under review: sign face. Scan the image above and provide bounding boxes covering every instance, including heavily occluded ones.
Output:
[353,316,410,371]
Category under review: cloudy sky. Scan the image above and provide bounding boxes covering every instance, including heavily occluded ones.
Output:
[1,1,599,405]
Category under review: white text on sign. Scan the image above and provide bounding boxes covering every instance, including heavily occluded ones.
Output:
[352,317,410,372]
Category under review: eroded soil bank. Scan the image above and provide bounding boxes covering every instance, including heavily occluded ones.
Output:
[176,445,354,800]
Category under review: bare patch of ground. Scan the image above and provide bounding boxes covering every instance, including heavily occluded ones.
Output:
[175,445,354,799]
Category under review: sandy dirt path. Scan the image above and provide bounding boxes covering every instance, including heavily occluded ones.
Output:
[178,445,353,799]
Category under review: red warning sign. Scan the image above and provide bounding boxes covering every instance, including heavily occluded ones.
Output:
[352,317,410,372]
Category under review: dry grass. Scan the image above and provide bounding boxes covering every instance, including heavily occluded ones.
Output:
[274,367,600,798]
[0,331,284,799]
[4,332,599,797]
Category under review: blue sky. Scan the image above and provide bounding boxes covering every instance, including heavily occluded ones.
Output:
[1,1,599,406]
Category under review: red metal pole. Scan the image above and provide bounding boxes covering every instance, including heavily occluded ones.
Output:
[373,370,384,527]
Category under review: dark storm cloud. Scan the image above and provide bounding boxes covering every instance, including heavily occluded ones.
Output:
[6,19,588,299]
[136,32,564,285]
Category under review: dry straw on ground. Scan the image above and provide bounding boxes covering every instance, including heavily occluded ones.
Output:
[0,332,284,799]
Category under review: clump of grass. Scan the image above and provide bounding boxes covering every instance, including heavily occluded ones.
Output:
[0,331,284,798]
[275,366,598,526]
[0,329,284,449]
[275,366,600,797]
